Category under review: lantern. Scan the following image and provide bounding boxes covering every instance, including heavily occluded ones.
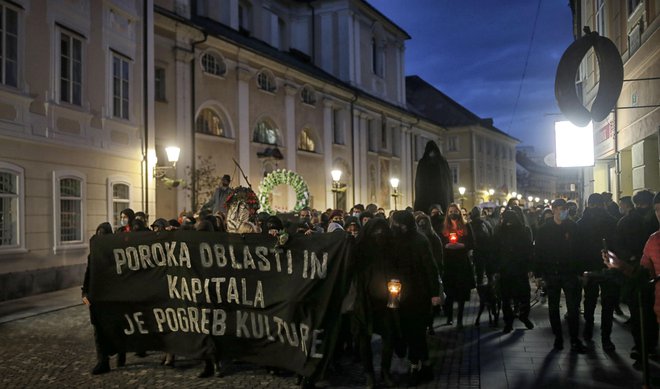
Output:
[449,232,458,244]
[387,279,402,309]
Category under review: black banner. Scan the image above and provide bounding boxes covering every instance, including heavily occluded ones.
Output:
[88,230,351,377]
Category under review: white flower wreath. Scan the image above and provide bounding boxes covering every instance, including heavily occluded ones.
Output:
[258,169,311,214]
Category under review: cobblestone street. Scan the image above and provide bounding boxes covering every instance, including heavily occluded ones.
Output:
[0,286,657,388]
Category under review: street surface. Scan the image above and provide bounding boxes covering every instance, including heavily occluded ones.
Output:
[0,286,657,388]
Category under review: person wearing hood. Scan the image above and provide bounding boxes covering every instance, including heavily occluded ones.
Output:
[83,222,118,374]
[429,204,444,236]
[534,198,587,353]
[351,218,395,387]
[116,208,135,233]
[389,211,441,386]
[441,203,475,329]
[494,210,534,333]
[416,213,444,335]
[576,193,619,351]
[467,207,493,285]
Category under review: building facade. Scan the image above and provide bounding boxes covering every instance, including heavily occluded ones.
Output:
[571,0,659,199]
[0,0,450,300]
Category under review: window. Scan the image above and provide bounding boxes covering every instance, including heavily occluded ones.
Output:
[257,70,276,92]
[367,119,376,152]
[628,0,641,16]
[0,162,23,251]
[60,30,83,105]
[391,127,401,157]
[238,1,252,34]
[253,119,280,145]
[0,4,18,87]
[447,135,458,152]
[196,108,226,137]
[112,53,130,119]
[201,52,226,77]
[332,108,344,145]
[109,181,130,229]
[450,164,459,185]
[54,171,85,248]
[596,0,606,36]
[298,127,316,152]
[486,140,492,155]
[300,85,316,105]
[155,67,166,101]
[477,136,483,153]
[381,124,388,150]
[371,37,383,77]
[495,143,500,158]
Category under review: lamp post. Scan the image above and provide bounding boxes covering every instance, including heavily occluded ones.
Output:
[331,169,343,209]
[390,177,401,210]
[527,195,534,208]
[458,186,466,207]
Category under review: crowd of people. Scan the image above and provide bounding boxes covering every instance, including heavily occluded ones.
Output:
[81,184,660,387]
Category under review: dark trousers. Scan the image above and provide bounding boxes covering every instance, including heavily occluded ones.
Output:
[401,311,429,364]
[359,309,398,375]
[583,278,618,339]
[501,276,531,326]
[545,274,582,341]
[627,286,659,354]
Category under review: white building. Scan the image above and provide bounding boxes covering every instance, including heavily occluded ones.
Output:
[0,0,448,300]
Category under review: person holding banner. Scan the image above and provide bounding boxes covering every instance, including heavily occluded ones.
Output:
[82,222,122,375]
[115,208,135,233]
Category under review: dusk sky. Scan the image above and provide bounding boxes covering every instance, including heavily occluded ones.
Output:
[368,0,575,156]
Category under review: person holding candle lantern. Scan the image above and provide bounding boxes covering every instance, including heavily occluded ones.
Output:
[441,203,476,329]
[389,211,442,386]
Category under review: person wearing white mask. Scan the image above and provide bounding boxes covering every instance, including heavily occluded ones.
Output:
[534,198,587,353]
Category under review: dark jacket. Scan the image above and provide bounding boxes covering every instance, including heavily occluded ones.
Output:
[576,207,618,272]
[616,208,656,262]
[494,224,533,278]
[534,218,581,276]
[392,232,440,314]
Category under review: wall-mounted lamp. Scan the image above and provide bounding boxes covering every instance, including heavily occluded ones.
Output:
[330,169,346,208]
[154,146,182,188]
[390,177,401,210]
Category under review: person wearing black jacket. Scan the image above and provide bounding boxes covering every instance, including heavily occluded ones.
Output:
[390,211,442,386]
[535,198,587,353]
[615,189,659,364]
[576,193,619,351]
[82,222,118,374]
[494,210,534,333]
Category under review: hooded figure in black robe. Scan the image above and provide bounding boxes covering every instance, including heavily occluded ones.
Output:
[414,141,454,214]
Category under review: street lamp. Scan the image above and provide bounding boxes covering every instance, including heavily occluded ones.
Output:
[512,191,517,198]
[544,198,549,205]
[154,146,181,186]
[488,188,495,196]
[534,197,540,203]
[390,177,401,210]
[458,186,466,207]
[516,194,522,200]
[330,169,345,209]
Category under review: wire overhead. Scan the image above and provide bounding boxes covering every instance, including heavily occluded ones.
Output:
[508,0,543,131]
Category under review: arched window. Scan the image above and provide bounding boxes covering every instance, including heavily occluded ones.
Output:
[253,119,281,145]
[298,127,316,152]
[300,85,316,105]
[257,70,276,92]
[196,108,226,137]
[201,51,227,77]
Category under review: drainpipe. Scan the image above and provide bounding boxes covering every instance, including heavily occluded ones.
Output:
[142,0,150,215]
[189,31,208,211]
